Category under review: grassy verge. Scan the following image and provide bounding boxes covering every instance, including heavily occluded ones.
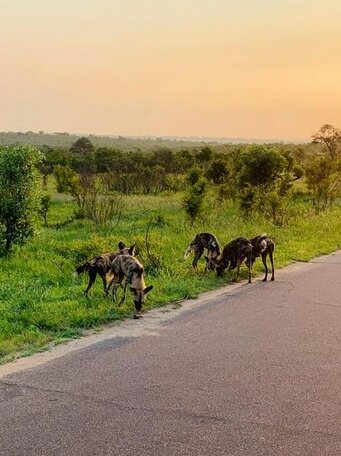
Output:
[0,191,340,364]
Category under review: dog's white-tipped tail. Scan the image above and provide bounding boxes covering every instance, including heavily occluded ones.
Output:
[259,240,267,253]
[184,245,194,259]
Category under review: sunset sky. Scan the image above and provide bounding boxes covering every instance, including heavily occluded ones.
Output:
[1,0,340,140]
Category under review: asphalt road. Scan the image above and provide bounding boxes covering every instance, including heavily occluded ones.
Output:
[1,252,341,456]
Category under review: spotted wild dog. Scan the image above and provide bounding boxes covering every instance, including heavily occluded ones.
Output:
[247,234,275,282]
[74,241,136,297]
[110,255,153,318]
[208,237,253,283]
[184,232,220,271]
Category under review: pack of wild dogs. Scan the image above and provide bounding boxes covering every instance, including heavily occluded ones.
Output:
[74,233,274,318]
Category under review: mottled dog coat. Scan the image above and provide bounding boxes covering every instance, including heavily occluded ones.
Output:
[110,255,153,316]
[209,237,253,283]
[248,234,275,281]
[74,242,136,296]
[184,232,220,271]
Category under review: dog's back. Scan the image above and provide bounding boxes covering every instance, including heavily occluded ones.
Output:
[184,233,220,268]
[91,252,118,275]
[75,243,135,277]
[193,232,219,250]
[111,254,144,278]
[220,237,252,269]
[250,234,274,257]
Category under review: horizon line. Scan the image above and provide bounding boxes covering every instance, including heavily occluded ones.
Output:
[0,130,310,145]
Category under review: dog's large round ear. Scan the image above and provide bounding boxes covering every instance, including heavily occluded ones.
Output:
[143,285,153,294]
[118,241,126,250]
[129,244,137,255]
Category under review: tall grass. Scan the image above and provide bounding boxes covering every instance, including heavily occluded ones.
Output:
[0,189,340,363]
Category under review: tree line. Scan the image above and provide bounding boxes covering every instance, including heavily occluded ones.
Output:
[0,124,340,254]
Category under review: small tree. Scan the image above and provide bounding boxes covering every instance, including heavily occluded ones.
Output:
[70,137,95,173]
[182,167,208,224]
[312,124,341,161]
[237,145,286,189]
[39,195,51,226]
[54,166,123,226]
[0,145,43,253]
[83,178,123,229]
[305,158,341,211]
[54,165,87,214]
[235,146,295,225]
[38,161,53,190]
[205,159,230,184]
[196,146,213,165]
[70,137,95,155]
[206,158,235,202]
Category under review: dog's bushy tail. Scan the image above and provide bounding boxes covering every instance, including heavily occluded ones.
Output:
[73,262,90,277]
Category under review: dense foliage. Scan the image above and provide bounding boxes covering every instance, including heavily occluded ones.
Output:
[0,146,43,253]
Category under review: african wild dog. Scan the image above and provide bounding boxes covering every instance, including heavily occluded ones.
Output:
[74,242,136,297]
[247,234,275,282]
[110,255,153,318]
[184,232,220,271]
[208,237,253,283]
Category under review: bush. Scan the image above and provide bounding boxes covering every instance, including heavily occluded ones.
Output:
[305,158,341,211]
[39,195,51,226]
[205,159,230,184]
[235,145,298,225]
[54,165,92,216]
[239,186,293,226]
[83,178,123,229]
[0,145,43,253]
[237,145,287,189]
[183,168,208,224]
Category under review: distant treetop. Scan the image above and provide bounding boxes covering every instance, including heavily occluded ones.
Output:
[70,137,95,155]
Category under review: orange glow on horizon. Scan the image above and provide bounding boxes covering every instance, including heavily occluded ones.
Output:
[1,0,340,140]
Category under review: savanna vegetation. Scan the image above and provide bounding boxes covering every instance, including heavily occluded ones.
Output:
[0,124,340,363]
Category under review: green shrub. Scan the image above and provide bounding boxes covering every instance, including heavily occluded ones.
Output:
[305,158,341,211]
[0,145,43,253]
[183,168,208,224]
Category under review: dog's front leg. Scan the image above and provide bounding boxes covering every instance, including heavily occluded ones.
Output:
[247,256,252,283]
[106,274,116,295]
[261,253,268,281]
[112,283,120,302]
[234,259,242,282]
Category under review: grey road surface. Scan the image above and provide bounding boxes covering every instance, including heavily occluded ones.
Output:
[0,252,341,456]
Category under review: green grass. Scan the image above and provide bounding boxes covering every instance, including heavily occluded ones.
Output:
[0,189,340,364]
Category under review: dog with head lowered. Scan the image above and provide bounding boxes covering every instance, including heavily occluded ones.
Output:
[74,241,136,297]
[208,234,275,283]
[208,237,253,283]
[110,255,153,318]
